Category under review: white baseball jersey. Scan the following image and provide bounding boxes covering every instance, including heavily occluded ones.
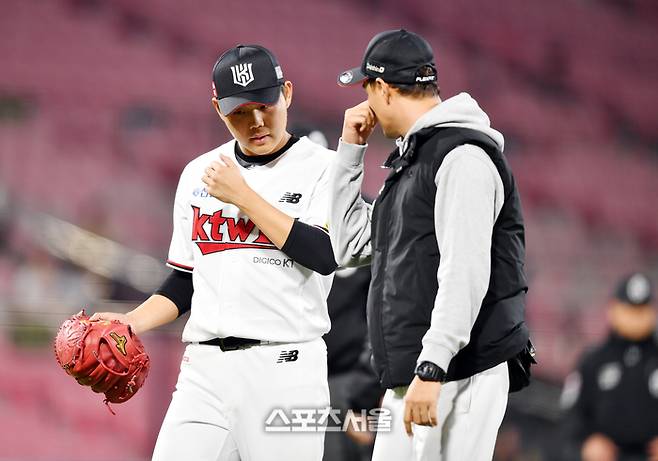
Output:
[166,136,334,343]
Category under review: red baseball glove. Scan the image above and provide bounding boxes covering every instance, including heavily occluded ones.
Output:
[54,310,150,407]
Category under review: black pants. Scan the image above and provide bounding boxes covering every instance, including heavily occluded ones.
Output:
[323,371,375,461]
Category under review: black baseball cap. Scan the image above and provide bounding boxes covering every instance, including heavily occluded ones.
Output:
[212,45,285,115]
[337,29,437,87]
[614,273,654,306]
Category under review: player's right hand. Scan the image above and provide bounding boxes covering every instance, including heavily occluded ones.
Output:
[342,101,377,145]
[403,376,440,436]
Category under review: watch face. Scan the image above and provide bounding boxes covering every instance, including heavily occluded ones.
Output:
[416,361,445,382]
[417,363,435,379]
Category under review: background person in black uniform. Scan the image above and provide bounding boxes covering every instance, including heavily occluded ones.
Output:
[561,273,658,461]
[322,265,383,461]
[289,125,382,461]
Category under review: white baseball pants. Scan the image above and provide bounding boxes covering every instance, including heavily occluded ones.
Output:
[152,338,329,461]
[372,362,509,461]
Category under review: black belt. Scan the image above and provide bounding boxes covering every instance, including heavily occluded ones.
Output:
[199,336,269,352]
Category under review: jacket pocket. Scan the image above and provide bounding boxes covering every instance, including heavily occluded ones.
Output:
[507,339,537,393]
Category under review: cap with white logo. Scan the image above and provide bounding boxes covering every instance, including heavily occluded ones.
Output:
[212,44,285,115]
[615,272,654,306]
[337,29,437,87]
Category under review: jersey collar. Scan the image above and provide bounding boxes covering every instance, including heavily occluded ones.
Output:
[233,136,299,168]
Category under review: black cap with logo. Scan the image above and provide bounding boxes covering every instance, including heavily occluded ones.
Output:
[337,29,437,87]
[212,44,285,115]
[614,273,654,306]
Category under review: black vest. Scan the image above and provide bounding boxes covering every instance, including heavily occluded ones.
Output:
[368,126,529,388]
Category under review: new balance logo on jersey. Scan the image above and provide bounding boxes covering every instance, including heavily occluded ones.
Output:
[277,350,299,363]
[191,206,276,255]
[279,192,302,204]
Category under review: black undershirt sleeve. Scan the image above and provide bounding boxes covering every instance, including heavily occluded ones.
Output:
[154,270,193,317]
[281,220,338,275]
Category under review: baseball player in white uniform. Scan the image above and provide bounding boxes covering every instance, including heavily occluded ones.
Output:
[92,44,337,461]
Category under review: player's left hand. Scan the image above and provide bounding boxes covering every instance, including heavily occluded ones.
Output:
[403,376,441,436]
[203,154,250,205]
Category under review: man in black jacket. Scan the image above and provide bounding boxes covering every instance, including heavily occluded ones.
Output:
[328,29,530,460]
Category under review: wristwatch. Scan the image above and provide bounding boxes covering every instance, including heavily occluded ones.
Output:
[415,361,447,382]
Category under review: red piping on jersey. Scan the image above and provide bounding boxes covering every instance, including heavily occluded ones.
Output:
[195,241,276,255]
[167,260,194,271]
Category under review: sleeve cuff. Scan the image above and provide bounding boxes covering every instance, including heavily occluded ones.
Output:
[166,260,194,273]
[417,344,455,373]
[337,139,368,167]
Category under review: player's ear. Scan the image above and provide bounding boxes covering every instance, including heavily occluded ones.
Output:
[376,78,392,105]
[282,81,293,109]
[211,98,223,117]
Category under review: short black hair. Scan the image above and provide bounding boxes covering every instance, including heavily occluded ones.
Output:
[364,65,440,98]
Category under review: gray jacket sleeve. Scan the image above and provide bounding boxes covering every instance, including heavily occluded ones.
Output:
[417,145,505,371]
[327,139,373,267]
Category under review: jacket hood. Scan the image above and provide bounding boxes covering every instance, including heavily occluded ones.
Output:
[400,92,505,152]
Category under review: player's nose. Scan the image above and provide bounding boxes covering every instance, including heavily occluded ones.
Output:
[250,109,265,128]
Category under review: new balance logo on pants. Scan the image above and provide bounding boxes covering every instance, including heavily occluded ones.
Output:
[277,350,299,363]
